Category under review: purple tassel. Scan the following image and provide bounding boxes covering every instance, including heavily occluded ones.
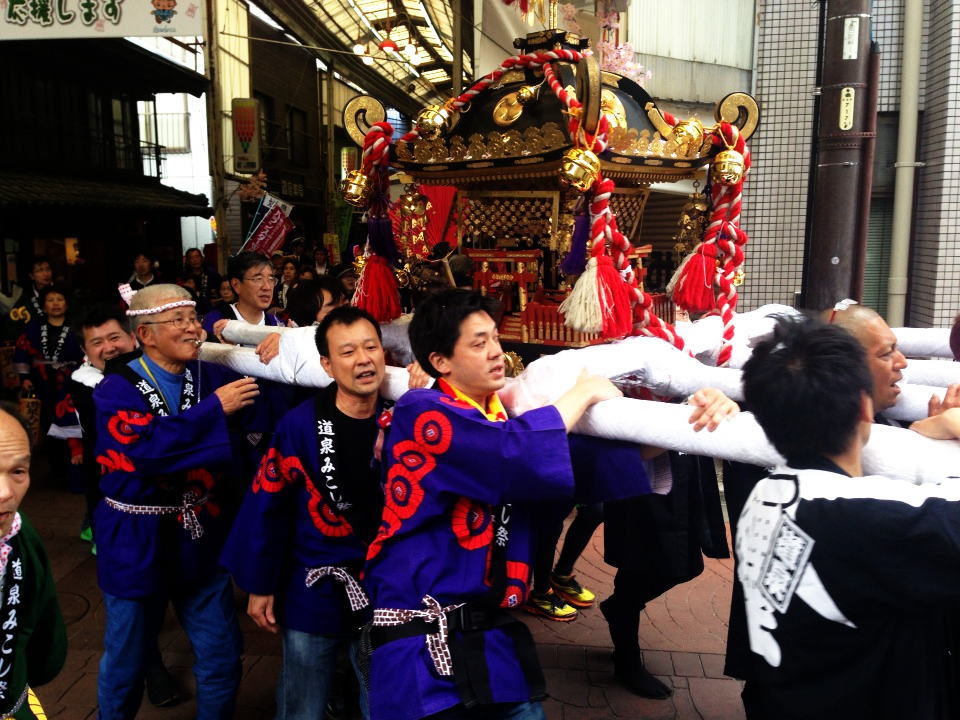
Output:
[367,217,400,266]
[560,213,590,276]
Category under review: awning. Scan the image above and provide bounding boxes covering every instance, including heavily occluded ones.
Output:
[0,172,211,216]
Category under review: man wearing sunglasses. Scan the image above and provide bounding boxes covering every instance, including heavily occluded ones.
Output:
[93,284,260,719]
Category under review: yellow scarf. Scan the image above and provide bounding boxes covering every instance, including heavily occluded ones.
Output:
[438,378,507,423]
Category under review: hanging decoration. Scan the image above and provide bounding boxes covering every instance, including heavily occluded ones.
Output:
[668,123,752,366]
[341,42,750,352]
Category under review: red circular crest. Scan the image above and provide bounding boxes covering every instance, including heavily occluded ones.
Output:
[107,410,153,446]
[252,448,286,494]
[306,480,353,537]
[391,439,436,480]
[450,497,493,550]
[413,411,453,454]
[384,465,425,519]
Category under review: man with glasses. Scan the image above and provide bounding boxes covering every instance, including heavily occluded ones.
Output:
[202,251,283,339]
[93,284,261,719]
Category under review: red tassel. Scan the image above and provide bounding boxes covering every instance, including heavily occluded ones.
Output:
[595,255,633,339]
[671,244,719,314]
[352,254,401,323]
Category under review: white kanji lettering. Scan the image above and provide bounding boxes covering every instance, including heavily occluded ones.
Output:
[0,634,12,654]
[761,559,793,604]
[135,380,153,394]
[774,524,808,570]
[6,586,19,606]
[0,678,8,698]
[495,526,509,547]
[1,610,16,632]
[183,383,194,396]
[320,456,335,474]
[10,560,21,581]
[148,395,163,410]
[317,420,334,436]
[184,369,193,383]
[319,438,335,455]
[0,659,11,678]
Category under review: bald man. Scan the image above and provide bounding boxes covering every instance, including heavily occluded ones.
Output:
[93,284,260,719]
[829,304,960,422]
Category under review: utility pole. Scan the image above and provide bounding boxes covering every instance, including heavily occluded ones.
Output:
[803,0,876,310]
[204,0,229,273]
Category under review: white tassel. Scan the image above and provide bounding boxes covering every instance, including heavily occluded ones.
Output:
[665,243,700,297]
[560,256,602,333]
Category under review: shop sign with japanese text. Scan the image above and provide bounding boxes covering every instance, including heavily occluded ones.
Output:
[0,0,203,39]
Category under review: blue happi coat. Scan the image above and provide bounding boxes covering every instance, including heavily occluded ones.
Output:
[364,386,574,720]
[221,390,380,635]
[92,359,237,598]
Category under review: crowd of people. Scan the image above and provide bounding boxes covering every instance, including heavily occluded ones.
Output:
[3,242,960,720]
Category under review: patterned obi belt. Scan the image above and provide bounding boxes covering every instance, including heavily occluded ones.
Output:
[104,492,208,540]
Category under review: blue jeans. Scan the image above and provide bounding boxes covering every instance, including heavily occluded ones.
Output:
[424,702,546,720]
[276,628,369,720]
[97,570,242,720]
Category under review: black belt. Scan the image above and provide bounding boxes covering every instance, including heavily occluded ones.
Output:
[364,602,546,709]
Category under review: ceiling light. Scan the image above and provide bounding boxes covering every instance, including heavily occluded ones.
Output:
[353,42,366,55]
[402,42,417,57]
[379,38,398,53]
[362,54,375,65]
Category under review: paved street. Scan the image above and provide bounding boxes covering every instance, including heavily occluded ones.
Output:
[28,462,745,720]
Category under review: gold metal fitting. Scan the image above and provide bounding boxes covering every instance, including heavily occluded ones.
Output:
[559,147,601,192]
[503,351,525,377]
[341,170,371,207]
[416,104,452,138]
[669,119,705,156]
[351,254,366,276]
[398,186,429,217]
[517,85,538,105]
[711,148,746,186]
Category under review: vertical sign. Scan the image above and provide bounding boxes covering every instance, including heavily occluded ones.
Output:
[232,98,260,174]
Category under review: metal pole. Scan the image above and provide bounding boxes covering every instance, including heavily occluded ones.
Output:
[451,0,462,96]
[886,0,923,325]
[325,61,336,234]
[803,0,873,310]
[851,41,880,302]
[204,0,229,272]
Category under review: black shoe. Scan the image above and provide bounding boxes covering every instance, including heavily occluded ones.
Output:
[145,662,183,708]
[612,651,672,699]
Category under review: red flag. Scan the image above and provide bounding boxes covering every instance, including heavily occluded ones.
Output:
[245,205,293,256]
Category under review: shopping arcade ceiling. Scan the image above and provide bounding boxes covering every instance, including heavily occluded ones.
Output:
[255,0,473,116]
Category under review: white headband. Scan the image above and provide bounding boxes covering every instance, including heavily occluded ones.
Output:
[125,299,197,317]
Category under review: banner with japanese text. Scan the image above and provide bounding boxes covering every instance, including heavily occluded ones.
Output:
[0,0,203,39]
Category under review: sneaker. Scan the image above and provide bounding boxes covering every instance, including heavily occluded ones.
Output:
[79,526,93,543]
[550,572,596,608]
[523,590,578,622]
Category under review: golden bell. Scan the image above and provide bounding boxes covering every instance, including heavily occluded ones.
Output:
[341,170,371,207]
[559,147,601,192]
[733,269,745,286]
[516,85,538,105]
[670,119,705,156]
[416,104,451,138]
[711,148,746,186]
[399,189,429,217]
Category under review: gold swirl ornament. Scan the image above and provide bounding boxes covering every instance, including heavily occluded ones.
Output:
[342,95,387,146]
